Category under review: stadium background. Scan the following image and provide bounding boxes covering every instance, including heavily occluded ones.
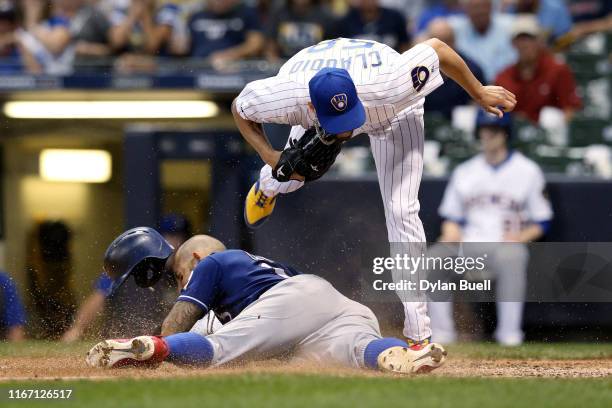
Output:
[0,0,610,341]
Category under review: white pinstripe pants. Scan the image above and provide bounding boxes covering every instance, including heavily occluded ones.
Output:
[369,111,431,341]
[257,111,431,341]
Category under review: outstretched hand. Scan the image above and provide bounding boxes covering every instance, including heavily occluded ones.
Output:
[474,85,517,118]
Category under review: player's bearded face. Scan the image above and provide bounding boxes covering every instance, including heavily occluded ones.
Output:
[173,261,190,291]
[171,252,202,291]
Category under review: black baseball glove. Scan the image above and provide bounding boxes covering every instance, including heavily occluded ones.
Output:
[272,125,347,182]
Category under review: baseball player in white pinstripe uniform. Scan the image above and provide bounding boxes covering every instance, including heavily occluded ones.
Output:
[232,37,517,346]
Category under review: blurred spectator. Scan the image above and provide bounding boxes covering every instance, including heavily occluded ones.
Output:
[428,109,553,346]
[61,214,190,342]
[0,0,20,71]
[423,18,486,119]
[0,271,26,342]
[378,0,426,30]
[567,0,611,23]
[338,0,411,52]
[504,0,572,40]
[18,0,111,74]
[186,0,264,69]
[255,0,275,27]
[265,0,337,61]
[157,212,192,249]
[27,220,76,339]
[415,0,463,35]
[448,0,516,82]
[103,0,186,56]
[496,15,582,123]
[565,0,611,41]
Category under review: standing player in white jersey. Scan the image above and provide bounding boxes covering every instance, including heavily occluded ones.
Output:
[429,110,553,346]
[232,37,517,345]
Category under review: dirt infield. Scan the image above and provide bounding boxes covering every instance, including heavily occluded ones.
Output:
[1,355,611,381]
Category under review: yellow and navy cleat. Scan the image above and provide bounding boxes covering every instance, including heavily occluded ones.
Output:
[406,337,431,348]
[244,181,277,229]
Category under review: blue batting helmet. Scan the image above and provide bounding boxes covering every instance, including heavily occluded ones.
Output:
[103,227,174,295]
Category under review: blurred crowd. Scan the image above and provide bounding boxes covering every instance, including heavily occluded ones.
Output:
[0,1,609,124]
[0,1,607,71]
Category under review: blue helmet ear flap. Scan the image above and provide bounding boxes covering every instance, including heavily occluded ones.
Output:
[104,227,174,295]
[132,257,168,288]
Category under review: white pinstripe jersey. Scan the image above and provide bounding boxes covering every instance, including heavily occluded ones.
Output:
[439,152,553,242]
[235,38,443,136]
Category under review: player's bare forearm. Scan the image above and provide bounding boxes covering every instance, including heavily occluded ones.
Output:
[425,38,481,98]
[62,292,106,341]
[424,38,517,117]
[161,301,205,336]
[231,99,280,167]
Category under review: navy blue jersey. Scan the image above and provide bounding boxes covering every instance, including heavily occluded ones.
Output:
[176,250,300,323]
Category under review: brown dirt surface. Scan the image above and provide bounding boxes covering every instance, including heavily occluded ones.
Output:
[1,355,611,381]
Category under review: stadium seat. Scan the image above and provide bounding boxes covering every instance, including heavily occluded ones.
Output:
[568,118,612,147]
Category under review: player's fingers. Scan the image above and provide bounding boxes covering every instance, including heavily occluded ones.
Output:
[492,92,516,112]
[501,88,516,101]
[493,90,515,108]
[498,99,515,112]
[492,85,515,98]
[485,105,504,118]
[504,90,517,106]
[505,89,517,101]
[506,95,517,110]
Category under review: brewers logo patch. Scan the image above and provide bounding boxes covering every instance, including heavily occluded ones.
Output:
[411,66,430,92]
[331,93,348,111]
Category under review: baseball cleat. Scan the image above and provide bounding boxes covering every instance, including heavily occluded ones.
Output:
[377,342,447,374]
[244,181,277,229]
[85,336,168,368]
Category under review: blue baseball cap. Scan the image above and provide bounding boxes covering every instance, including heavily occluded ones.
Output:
[308,68,366,134]
[476,109,513,138]
[159,213,191,236]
